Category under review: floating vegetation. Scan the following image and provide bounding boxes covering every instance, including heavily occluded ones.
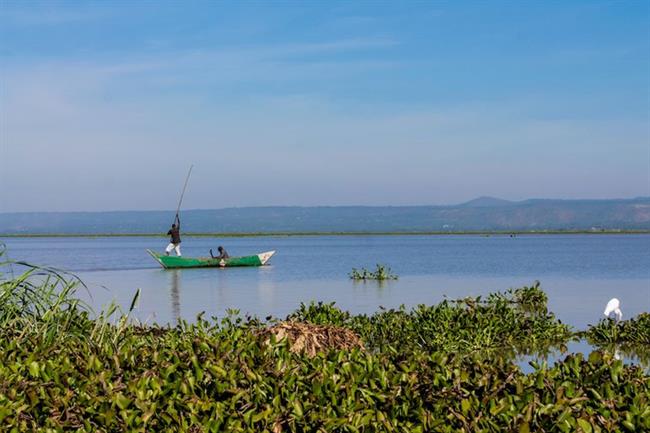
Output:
[289,283,573,356]
[582,313,650,367]
[349,264,398,280]
[585,312,650,346]
[511,281,549,313]
[0,249,648,432]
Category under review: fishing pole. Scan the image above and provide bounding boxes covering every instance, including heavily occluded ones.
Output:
[175,164,193,219]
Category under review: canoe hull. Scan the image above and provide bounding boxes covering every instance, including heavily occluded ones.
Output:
[147,249,275,269]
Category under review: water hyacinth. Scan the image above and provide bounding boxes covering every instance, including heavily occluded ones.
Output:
[288,283,572,357]
[349,264,398,281]
[583,313,650,368]
[0,249,648,432]
[585,312,650,346]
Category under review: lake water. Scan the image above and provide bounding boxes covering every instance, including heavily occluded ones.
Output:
[3,234,648,324]
[2,234,649,367]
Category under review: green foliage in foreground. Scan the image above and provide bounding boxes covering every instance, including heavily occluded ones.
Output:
[0,251,648,432]
[2,328,648,433]
[349,264,398,281]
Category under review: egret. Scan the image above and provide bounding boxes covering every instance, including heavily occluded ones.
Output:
[603,298,622,322]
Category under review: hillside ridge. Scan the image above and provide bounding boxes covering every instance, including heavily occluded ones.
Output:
[1,197,649,234]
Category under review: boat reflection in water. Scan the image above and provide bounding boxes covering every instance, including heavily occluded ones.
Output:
[169,270,181,323]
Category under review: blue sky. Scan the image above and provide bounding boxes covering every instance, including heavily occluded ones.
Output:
[0,1,648,211]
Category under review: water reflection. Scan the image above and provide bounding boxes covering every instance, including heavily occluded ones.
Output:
[351,279,391,291]
[614,346,621,361]
[599,343,650,372]
[257,281,275,307]
[169,270,181,323]
[517,339,650,373]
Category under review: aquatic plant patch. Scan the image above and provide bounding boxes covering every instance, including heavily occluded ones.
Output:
[287,283,573,356]
[585,313,650,346]
[349,264,398,280]
[583,313,650,367]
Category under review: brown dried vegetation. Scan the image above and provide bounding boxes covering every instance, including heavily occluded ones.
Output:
[258,321,364,357]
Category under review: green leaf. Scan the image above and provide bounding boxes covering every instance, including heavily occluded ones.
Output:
[621,420,635,431]
[115,393,132,410]
[577,418,592,433]
[461,399,471,415]
[293,400,303,418]
[28,361,39,378]
[129,288,141,313]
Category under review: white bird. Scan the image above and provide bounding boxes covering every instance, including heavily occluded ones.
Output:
[603,298,622,322]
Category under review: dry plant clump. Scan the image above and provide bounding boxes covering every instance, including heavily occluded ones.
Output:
[259,321,364,356]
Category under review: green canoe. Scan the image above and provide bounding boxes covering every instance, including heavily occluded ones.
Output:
[147,249,275,269]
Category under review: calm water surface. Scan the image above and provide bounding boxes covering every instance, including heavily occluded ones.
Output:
[3,234,649,367]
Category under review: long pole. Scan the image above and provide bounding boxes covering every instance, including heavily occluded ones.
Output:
[175,165,193,217]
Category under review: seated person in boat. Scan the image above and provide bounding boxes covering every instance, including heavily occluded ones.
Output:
[165,215,182,256]
[210,246,229,259]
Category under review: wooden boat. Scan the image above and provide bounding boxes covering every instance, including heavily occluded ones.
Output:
[147,249,275,269]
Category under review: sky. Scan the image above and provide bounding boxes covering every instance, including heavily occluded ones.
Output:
[0,1,648,212]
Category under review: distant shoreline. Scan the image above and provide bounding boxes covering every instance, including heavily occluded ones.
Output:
[3,198,648,235]
[1,230,649,238]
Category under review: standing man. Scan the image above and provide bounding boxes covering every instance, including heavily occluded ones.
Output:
[165,214,182,256]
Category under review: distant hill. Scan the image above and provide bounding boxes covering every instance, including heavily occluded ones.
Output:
[459,196,516,208]
[1,197,649,234]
